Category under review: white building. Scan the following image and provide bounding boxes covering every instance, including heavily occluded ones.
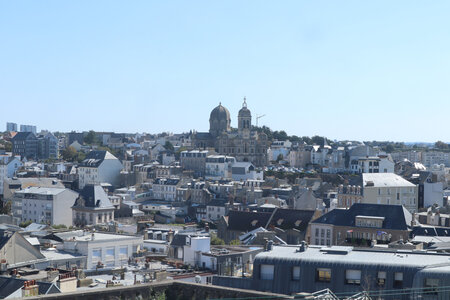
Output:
[183,235,211,267]
[0,155,22,196]
[268,140,292,162]
[152,177,181,201]
[205,155,236,180]
[12,187,78,226]
[20,124,37,134]
[78,150,123,189]
[231,162,263,181]
[59,231,142,269]
[362,173,418,213]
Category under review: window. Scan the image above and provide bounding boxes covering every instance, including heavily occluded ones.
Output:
[260,264,274,280]
[316,268,331,282]
[424,278,439,295]
[394,272,403,288]
[315,228,319,237]
[119,246,128,258]
[292,266,300,281]
[345,270,361,285]
[377,271,386,287]
[326,229,331,239]
[105,247,115,261]
[92,249,101,262]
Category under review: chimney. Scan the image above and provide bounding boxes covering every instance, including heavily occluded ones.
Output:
[204,223,210,233]
[267,240,273,251]
[297,241,308,252]
[264,238,269,251]
[144,231,149,240]
[91,233,95,241]
[168,230,174,243]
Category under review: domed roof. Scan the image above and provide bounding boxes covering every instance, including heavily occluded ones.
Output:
[210,103,231,122]
[238,97,251,117]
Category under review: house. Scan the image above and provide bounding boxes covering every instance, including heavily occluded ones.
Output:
[0,231,46,270]
[205,155,236,180]
[0,276,61,299]
[168,230,210,264]
[200,245,263,276]
[78,150,123,189]
[310,203,412,247]
[362,173,418,213]
[72,185,115,227]
[57,231,143,269]
[214,244,450,298]
[11,132,39,160]
[152,177,181,201]
[205,199,227,223]
[12,186,78,226]
[218,209,319,244]
[0,155,22,197]
[231,162,263,181]
[180,150,212,177]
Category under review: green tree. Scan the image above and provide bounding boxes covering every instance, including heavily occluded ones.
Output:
[276,154,284,162]
[229,239,240,245]
[164,141,174,152]
[84,130,97,145]
[61,146,77,161]
[210,233,225,245]
[435,141,449,150]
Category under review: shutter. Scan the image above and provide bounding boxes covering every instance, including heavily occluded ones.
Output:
[260,264,274,280]
[346,269,361,280]
[395,272,403,281]
[292,266,300,280]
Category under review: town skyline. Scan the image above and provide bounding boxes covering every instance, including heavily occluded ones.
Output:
[2,1,450,142]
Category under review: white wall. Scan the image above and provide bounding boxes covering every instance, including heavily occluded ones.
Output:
[424,181,444,207]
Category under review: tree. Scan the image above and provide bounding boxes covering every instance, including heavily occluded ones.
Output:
[276,154,284,162]
[229,239,240,245]
[435,141,449,150]
[164,141,174,152]
[61,146,77,161]
[84,130,97,145]
[210,233,225,245]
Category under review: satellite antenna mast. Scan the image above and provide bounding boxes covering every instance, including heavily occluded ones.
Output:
[256,114,266,127]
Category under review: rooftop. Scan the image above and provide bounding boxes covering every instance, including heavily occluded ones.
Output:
[362,173,416,187]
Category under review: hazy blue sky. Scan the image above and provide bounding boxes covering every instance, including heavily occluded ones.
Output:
[1,1,449,142]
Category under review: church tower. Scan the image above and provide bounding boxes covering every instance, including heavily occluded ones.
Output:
[238,97,251,139]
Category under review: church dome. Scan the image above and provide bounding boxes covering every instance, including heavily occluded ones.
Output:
[209,102,231,136]
[210,103,231,122]
[238,97,251,117]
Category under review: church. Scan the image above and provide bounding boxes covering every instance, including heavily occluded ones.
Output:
[192,98,269,167]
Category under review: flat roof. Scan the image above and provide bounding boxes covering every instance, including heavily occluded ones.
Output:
[256,245,450,269]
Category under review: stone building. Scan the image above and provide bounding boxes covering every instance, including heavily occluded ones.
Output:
[192,98,269,167]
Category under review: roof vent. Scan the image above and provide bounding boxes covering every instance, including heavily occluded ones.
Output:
[365,181,374,187]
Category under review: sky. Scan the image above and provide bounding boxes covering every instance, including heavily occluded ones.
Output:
[1,1,449,142]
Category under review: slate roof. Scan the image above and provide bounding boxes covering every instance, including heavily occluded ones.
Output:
[79,150,117,167]
[227,209,315,232]
[411,226,450,237]
[11,132,36,141]
[73,185,113,209]
[0,276,60,298]
[312,203,412,231]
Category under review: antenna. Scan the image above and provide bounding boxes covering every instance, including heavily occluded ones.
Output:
[256,114,266,127]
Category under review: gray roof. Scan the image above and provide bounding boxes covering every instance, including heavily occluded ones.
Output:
[312,203,412,231]
[362,173,416,187]
[79,150,117,167]
[256,245,450,269]
[73,185,113,209]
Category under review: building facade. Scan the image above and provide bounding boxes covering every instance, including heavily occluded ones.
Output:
[192,99,269,167]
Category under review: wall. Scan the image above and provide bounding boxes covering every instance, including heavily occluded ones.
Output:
[25,280,287,300]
